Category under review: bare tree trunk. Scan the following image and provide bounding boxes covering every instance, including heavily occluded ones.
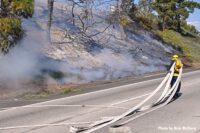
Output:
[176,15,181,33]
[162,16,166,31]
[72,1,75,25]
[47,0,54,44]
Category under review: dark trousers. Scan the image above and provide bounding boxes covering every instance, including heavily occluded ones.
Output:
[170,76,181,96]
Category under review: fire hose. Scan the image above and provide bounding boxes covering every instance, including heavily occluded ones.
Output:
[70,63,183,133]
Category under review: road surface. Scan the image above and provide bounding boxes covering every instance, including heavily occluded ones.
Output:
[0,70,199,133]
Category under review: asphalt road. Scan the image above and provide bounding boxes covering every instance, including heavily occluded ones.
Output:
[0,70,199,133]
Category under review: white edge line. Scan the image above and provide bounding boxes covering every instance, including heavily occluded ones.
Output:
[0,70,199,113]
[144,73,165,78]
[0,122,92,130]
[0,78,163,113]
[0,105,129,110]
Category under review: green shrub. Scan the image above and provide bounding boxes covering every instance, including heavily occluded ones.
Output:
[63,87,72,94]
[0,17,22,53]
[119,15,130,26]
[182,23,199,35]
[63,86,79,94]
[41,69,67,80]
[158,30,200,62]
[132,10,159,30]
[0,17,21,36]
[11,0,34,18]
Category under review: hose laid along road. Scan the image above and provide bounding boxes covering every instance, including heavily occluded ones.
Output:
[70,63,179,133]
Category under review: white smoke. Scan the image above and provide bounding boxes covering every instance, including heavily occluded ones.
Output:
[0,0,173,97]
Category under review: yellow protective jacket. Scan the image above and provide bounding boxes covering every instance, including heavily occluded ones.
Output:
[173,59,183,76]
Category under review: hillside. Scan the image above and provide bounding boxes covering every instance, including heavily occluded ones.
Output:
[0,0,200,98]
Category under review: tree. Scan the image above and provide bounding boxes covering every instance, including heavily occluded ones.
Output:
[153,0,175,31]
[173,0,200,32]
[153,0,200,32]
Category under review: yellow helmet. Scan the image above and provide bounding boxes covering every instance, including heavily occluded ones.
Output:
[172,54,179,60]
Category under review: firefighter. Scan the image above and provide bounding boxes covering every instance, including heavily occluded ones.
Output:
[170,54,183,98]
